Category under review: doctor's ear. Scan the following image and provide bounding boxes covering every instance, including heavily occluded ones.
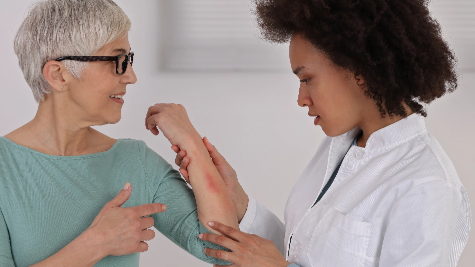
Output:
[354,73,366,87]
[346,70,366,87]
[43,60,69,92]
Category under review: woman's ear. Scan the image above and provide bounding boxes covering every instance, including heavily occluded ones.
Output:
[42,61,67,92]
[355,74,366,87]
[346,70,366,87]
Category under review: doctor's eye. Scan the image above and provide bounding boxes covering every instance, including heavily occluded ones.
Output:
[300,78,310,84]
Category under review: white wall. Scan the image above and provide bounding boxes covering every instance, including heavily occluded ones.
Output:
[0,1,473,266]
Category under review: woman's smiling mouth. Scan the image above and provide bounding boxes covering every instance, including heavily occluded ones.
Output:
[110,94,125,104]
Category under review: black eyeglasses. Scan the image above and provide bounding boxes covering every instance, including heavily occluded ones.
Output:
[54,52,134,75]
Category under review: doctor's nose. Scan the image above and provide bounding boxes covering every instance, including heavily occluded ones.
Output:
[297,87,313,107]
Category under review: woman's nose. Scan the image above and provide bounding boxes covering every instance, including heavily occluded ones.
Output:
[297,86,312,107]
[123,65,137,84]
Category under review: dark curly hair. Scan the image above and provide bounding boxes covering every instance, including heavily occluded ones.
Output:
[254,0,457,117]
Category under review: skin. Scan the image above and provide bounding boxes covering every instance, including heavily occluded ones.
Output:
[28,184,167,267]
[200,221,288,267]
[4,32,236,265]
[6,34,137,156]
[206,173,220,194]
[5,33,163,267]
[172,138,249,223]
[290,33,413,147]
[173,33,415,265]
[144,104,239,232]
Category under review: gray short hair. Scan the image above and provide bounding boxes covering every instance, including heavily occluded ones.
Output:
[14,0,131,102]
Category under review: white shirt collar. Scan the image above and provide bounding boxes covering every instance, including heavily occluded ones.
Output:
[365,113,426,150]
[333,113,427,151]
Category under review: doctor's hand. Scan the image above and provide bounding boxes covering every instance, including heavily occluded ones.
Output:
[199,221,289,267]
[172,137,249,222]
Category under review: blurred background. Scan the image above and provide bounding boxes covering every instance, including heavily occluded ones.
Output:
[0,0,473,266]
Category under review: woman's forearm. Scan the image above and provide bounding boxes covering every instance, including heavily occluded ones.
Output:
[183,137,239,233]
[174,137,249,223]
[144,103,239,232]
[30,230,105,267]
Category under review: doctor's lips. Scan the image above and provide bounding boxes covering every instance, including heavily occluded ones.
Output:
[309,113,320,125]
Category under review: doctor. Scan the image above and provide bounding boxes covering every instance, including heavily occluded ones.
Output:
[147,0,472,266]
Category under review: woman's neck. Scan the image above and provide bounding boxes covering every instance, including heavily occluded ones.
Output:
[356,105,414,148]
[5,98,114,156]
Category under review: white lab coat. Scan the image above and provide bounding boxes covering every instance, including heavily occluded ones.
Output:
[239,114,471,267]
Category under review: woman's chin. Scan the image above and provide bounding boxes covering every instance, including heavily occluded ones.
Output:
[105,114,122,125]
[321,125,345,138]
[110,118,121,124]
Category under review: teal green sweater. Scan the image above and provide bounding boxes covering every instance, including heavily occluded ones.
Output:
[0,137,228,267]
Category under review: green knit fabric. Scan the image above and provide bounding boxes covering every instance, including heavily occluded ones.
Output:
[0,137,229,267]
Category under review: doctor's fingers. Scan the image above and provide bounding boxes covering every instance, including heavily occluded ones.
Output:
[203,247,240,265]
[171,147,191,181]
[174,149,187,166]
[199,233,242,252]
[179,156,190,172]
[206,221,251,244]
[180,169,190,183]
[171,145,181,154]
[203,137,226,165]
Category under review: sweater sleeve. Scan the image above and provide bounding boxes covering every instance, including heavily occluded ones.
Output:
[138,141,230,265]
[239,196,286,255]
[0,208,15,267]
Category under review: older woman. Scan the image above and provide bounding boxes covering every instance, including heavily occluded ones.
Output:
[167,0,472,266]
[0,0,237,266]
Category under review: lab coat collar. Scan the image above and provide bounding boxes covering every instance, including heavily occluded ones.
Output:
[365,113,426,150]
[321,113,426,196]
[331,113,426,153]
[332,113,426,151]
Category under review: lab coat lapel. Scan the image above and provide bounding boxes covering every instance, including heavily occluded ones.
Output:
[318,127,360,200]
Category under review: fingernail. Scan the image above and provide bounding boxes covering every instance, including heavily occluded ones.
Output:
[162,205,167,211]
[198,234,203,239]
[208,222,214,227]
[203,248,207,253]
[123,182,131,190]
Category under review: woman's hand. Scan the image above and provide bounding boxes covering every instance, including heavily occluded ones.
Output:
[145,103,201,148]
[172,137,249,222]
[87,183,167,257]
[199,221,289,267]
[31,183,167,267]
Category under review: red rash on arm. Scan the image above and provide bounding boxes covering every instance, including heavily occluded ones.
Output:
[205,172,220,194]
[185,143,239,231]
